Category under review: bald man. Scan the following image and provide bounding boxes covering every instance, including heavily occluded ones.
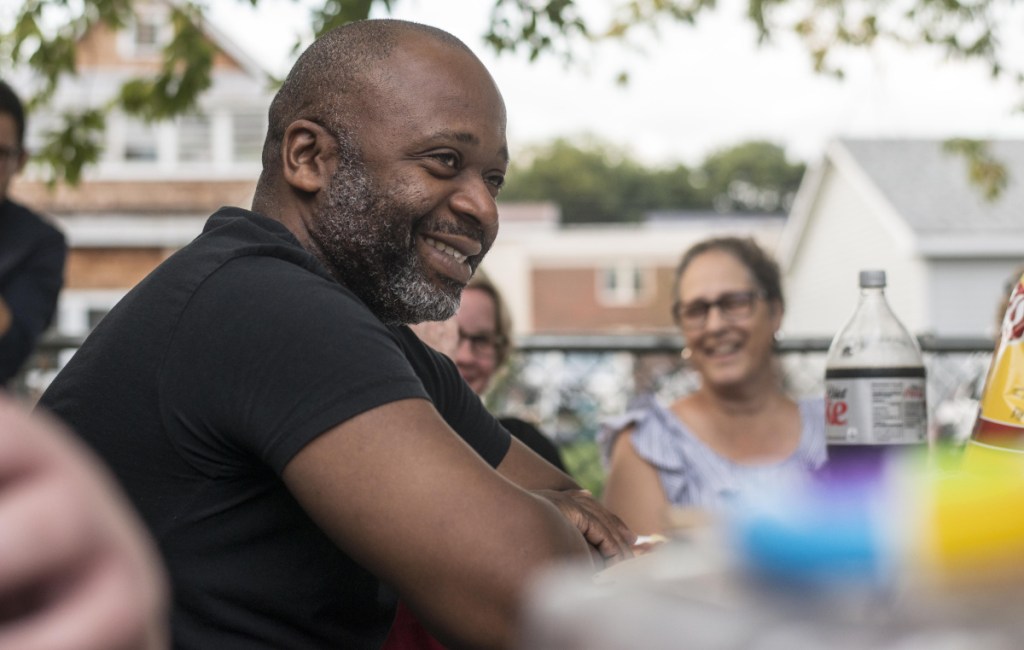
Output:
[39,19,634,650]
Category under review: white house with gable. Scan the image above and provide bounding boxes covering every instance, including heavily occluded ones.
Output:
[778,138,1024,340]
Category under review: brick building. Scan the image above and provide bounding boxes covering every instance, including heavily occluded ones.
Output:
[9,0,272,337]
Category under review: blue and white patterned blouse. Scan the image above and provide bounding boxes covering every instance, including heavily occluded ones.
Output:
[600,396,827,512]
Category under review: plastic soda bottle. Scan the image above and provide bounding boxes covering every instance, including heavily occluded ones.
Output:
[823,270,928,476]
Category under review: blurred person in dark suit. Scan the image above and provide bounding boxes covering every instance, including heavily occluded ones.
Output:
[0,80,66,387]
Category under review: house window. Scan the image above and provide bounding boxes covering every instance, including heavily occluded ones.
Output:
[598,263,648,306]
[24,113,59,159]
[124,119,158,162]
[56,290,127,338]
[233,111,265,162]
[128,10,166,57]
[87,308,110,330]
[134,20,159,50]
[178,114,212,163]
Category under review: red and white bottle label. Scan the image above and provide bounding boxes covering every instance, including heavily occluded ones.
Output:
[825,368,927,445]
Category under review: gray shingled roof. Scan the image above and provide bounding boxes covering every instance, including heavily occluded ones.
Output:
[838,138,1024,235]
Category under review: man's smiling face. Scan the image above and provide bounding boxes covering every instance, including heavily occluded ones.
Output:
[309,34,508,325]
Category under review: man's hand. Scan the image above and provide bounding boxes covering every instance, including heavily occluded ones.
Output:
[0,398,169,650]
[496,437,637,567]
[533,489,636,567]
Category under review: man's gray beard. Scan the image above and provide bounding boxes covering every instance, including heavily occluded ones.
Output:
[309,137,461,325]
[385,261,460,325]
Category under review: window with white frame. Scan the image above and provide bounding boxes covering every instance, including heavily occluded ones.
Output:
[57,290,127,338]
[123,118,158,162]
[597,263,650,306]
[134,18,159,51]
[120,6,168,58]
[178,113,212,163]
[24,112,59,159]
[233,111,265,162]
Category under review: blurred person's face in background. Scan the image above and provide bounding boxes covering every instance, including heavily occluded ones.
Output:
[0,113,25,200]
[676,249,781,393]
[454,287,501,394]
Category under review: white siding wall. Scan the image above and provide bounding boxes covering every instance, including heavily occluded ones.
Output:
[927,259,1023,338]
[783,165,928,338]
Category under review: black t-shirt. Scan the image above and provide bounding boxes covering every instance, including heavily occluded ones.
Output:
[39,207,511,649]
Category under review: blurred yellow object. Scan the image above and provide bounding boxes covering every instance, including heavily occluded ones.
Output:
[970,271,1024,449]
[910,270,1024,585]
[917,445,1024,585]
[960,438,1024,474]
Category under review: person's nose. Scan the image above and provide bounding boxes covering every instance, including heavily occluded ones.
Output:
[450,175,499,235]
[703,303,728,332]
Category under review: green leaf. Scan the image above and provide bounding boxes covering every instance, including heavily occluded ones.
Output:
[33,108,106,187]
[942,138,1009,201]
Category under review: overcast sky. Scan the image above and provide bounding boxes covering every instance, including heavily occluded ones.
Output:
[209,0,1024,167]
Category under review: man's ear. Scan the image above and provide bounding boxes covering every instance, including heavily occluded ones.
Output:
[281,119,334,194]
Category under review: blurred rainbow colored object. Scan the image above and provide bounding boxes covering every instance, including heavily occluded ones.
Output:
[727,444,1024,589]
[730,272,1024,590]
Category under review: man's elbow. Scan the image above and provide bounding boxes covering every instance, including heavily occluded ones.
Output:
[414,497,592,650]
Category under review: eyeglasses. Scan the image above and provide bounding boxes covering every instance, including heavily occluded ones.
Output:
[673,290,765,330]
[457,329,505,357]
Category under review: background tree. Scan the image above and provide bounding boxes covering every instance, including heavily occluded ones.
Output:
[700,140,806,213]
[2,0,1018,186]
[500,137,702,224]
[501,137,803,223]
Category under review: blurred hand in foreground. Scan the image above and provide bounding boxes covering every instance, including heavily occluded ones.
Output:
[0,397,169,650]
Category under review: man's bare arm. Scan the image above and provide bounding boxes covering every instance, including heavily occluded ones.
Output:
[283,398,594,650]
[497,437,636,565]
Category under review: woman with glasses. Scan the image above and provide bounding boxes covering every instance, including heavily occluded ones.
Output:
[410,271,567,472]
[600,236,826,535]
[453,274,568,472]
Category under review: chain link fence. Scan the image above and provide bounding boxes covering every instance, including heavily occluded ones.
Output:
[15,333,995,495]
[487,335,995,493]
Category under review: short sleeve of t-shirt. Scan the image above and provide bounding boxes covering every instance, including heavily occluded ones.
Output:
[160,255,430,476]
[390,325,510,467]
